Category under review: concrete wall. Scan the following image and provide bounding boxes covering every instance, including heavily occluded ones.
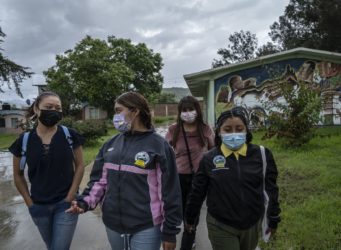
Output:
[0,114,25,134]
[153,103,178,116]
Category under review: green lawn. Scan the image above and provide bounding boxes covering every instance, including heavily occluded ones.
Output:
[0,133,18,150]
[83,128,117,165]
[253,127,341,250]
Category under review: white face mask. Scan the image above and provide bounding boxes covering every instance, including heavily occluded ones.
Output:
[180,110,197,123]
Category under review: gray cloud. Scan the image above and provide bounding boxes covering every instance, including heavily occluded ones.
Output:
[0,0,289,101]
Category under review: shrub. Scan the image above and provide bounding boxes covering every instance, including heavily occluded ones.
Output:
[263,81,322,147]
[61,117,108,146]
[153,116,176,124]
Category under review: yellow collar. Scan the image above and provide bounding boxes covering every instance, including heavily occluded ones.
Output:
[220,143,247,160]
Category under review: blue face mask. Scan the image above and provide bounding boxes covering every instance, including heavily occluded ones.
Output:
[221,133,246,151]
[113,114,131,133]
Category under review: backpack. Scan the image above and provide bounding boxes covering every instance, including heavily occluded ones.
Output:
[19,125,73,171]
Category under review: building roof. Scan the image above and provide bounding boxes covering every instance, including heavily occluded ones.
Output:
[184,47,341,97]
[0,110,26,116]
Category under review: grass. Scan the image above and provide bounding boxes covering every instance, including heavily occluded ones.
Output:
[153,115,176,125]
[253,127,341,250]
[0,133,18,150]
[83,128,118,165]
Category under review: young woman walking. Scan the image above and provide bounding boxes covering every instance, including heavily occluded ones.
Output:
[9,91,85,250]
[165,95,215,250]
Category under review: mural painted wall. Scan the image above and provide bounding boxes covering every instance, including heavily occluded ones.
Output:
[215,58,341,126]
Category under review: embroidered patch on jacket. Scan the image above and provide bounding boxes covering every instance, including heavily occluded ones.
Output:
[134,151,150,168]
[213,155,226,169]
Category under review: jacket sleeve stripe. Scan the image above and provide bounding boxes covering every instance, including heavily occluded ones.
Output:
[105,163,151,175]
[147,168,163,225]
[83,166,108,209]
[157,162,165,231]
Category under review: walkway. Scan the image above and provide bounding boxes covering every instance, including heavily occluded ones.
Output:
[0,150,212,250]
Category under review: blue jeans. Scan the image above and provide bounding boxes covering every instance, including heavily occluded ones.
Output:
[106,225,161,250]
[28,199,78,250]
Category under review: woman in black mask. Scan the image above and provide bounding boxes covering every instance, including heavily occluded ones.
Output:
[9,91,85,250]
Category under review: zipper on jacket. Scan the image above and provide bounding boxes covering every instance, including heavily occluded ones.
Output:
[118,162,123,231]
[118,136,127,233]
[236,159,245,202]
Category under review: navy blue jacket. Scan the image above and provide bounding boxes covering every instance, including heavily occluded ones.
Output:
[78,129,182,242]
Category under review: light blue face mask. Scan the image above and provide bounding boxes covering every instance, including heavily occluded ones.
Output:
[221,133,246,151]
[113,113,131,133]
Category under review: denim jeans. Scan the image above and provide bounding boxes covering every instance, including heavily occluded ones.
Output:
[105,225,161,250]
[28,199,78,250]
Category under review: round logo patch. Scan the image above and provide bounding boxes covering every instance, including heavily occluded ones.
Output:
[134,151,150,168]
[213,155,226,169]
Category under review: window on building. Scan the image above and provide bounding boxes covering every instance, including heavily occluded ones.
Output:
[89,107,100,119]
[11,118,19,128]
[0,117,5,127]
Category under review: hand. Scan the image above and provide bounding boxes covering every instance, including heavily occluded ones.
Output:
[26,200,34,207]
[162,241,176,250]
[184,223,195,234]
[65,200,84,214]
[266,227,277,237]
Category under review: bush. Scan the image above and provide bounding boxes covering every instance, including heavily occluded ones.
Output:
[153,116,176,125]
[61,117,108,146]
[263,81,322,147]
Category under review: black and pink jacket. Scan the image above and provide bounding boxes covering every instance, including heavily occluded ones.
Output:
[78,129,182,242]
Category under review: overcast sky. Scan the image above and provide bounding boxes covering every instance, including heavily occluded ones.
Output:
[0,0,290,104]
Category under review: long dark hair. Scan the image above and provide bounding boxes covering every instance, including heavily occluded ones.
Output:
[171,95,208,148]
[214,106,253,146]
[26,91,61,122]
[115,91,152,129]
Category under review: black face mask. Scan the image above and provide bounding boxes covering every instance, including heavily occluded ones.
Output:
[38,110,63,127]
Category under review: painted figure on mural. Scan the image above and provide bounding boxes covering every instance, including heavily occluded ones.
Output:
[215,58,341,126]
[216,75,256,108]
[297,61,316,82]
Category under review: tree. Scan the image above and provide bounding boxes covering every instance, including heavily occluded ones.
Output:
[256,42,282,57]
[269,0,341,52]
[158,92,176,103]
[213,0,341,67]
[212,30,258,68]
[45,35,163,116]
[148,92,176,104]
[0,27,33,97]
